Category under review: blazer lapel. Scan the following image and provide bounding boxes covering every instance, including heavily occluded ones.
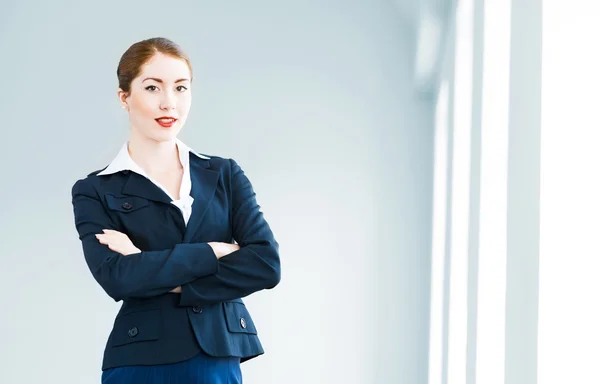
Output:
[183,154,220,242]
[118,155,219,242]
[121,171,172,204]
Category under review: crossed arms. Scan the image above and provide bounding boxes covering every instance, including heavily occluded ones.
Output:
[71,159,281,306]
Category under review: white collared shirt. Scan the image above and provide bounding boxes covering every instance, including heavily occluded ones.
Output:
[97,138,203,226]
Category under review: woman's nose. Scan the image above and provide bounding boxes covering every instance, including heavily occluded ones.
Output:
[160,93,176,110]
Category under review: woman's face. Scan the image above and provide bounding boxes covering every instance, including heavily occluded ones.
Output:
[119,53,192,142]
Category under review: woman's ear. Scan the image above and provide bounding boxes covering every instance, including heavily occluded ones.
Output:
[117,88,129,111]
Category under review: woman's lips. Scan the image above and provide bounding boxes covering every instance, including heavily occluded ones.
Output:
[155,118,177,128]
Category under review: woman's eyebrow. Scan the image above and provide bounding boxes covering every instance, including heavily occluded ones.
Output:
[142,77,190,83]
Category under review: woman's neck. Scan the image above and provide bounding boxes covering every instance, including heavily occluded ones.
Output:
[127,134,182,174]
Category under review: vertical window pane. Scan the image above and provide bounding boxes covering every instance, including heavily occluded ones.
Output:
[447,0,474,383]
[475,0,511,383]
[429,80,450,384]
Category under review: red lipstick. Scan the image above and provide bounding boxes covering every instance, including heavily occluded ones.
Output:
[155,116,178,128]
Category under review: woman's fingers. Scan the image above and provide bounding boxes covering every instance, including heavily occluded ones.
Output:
[95,233,125,254]
[95,229,140,256]
[95,233,107,243]
[95,230,125,245]
[101,229,125,238]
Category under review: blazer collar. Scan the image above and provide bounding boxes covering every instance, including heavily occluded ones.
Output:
[97,138,209,177]
[97,139,218,241]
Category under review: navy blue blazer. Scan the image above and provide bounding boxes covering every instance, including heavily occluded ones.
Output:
[71,153,281,370]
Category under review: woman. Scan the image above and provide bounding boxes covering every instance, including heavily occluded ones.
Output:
[71,37,281,383]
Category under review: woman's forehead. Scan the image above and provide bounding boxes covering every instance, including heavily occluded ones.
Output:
[139,54,190,80]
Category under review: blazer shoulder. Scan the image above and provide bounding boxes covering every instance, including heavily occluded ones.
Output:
[71,168,106,198]
[199,155,249,185]
[195,153,234,171]
[87,166,108,177]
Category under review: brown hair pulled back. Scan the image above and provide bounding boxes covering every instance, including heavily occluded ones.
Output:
[117,37,193,96]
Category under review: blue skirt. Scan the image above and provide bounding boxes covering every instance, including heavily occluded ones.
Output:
[101,352,242,384]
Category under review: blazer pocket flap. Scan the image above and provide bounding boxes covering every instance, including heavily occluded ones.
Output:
[223,302,257,334]
[105,194,150,213]
[110,309,161,347]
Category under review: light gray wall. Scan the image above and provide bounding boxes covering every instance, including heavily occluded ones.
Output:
[0,1,434,383]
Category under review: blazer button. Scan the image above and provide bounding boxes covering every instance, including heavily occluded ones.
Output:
[240,318,246,329]
[192,306,202,313]
[128,327,138,337]
[122,202,132,210]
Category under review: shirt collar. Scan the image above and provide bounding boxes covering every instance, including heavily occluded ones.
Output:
[97,138,209,177]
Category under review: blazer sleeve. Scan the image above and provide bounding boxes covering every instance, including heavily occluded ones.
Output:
[71,178,220,302]
[178,158,281,307]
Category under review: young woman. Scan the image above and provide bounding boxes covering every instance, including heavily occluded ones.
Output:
[71,37,281,383]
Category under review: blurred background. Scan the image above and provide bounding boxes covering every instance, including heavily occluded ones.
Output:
[0,0,593,383]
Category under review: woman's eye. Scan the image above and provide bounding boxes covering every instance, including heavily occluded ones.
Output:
[145,85,187,92]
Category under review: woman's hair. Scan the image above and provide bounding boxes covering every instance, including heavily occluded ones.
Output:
[117,37,193,95]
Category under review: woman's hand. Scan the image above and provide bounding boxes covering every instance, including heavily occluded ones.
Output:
[207,242,240,259]
[95,230,181,293]
[95,229,141,256]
